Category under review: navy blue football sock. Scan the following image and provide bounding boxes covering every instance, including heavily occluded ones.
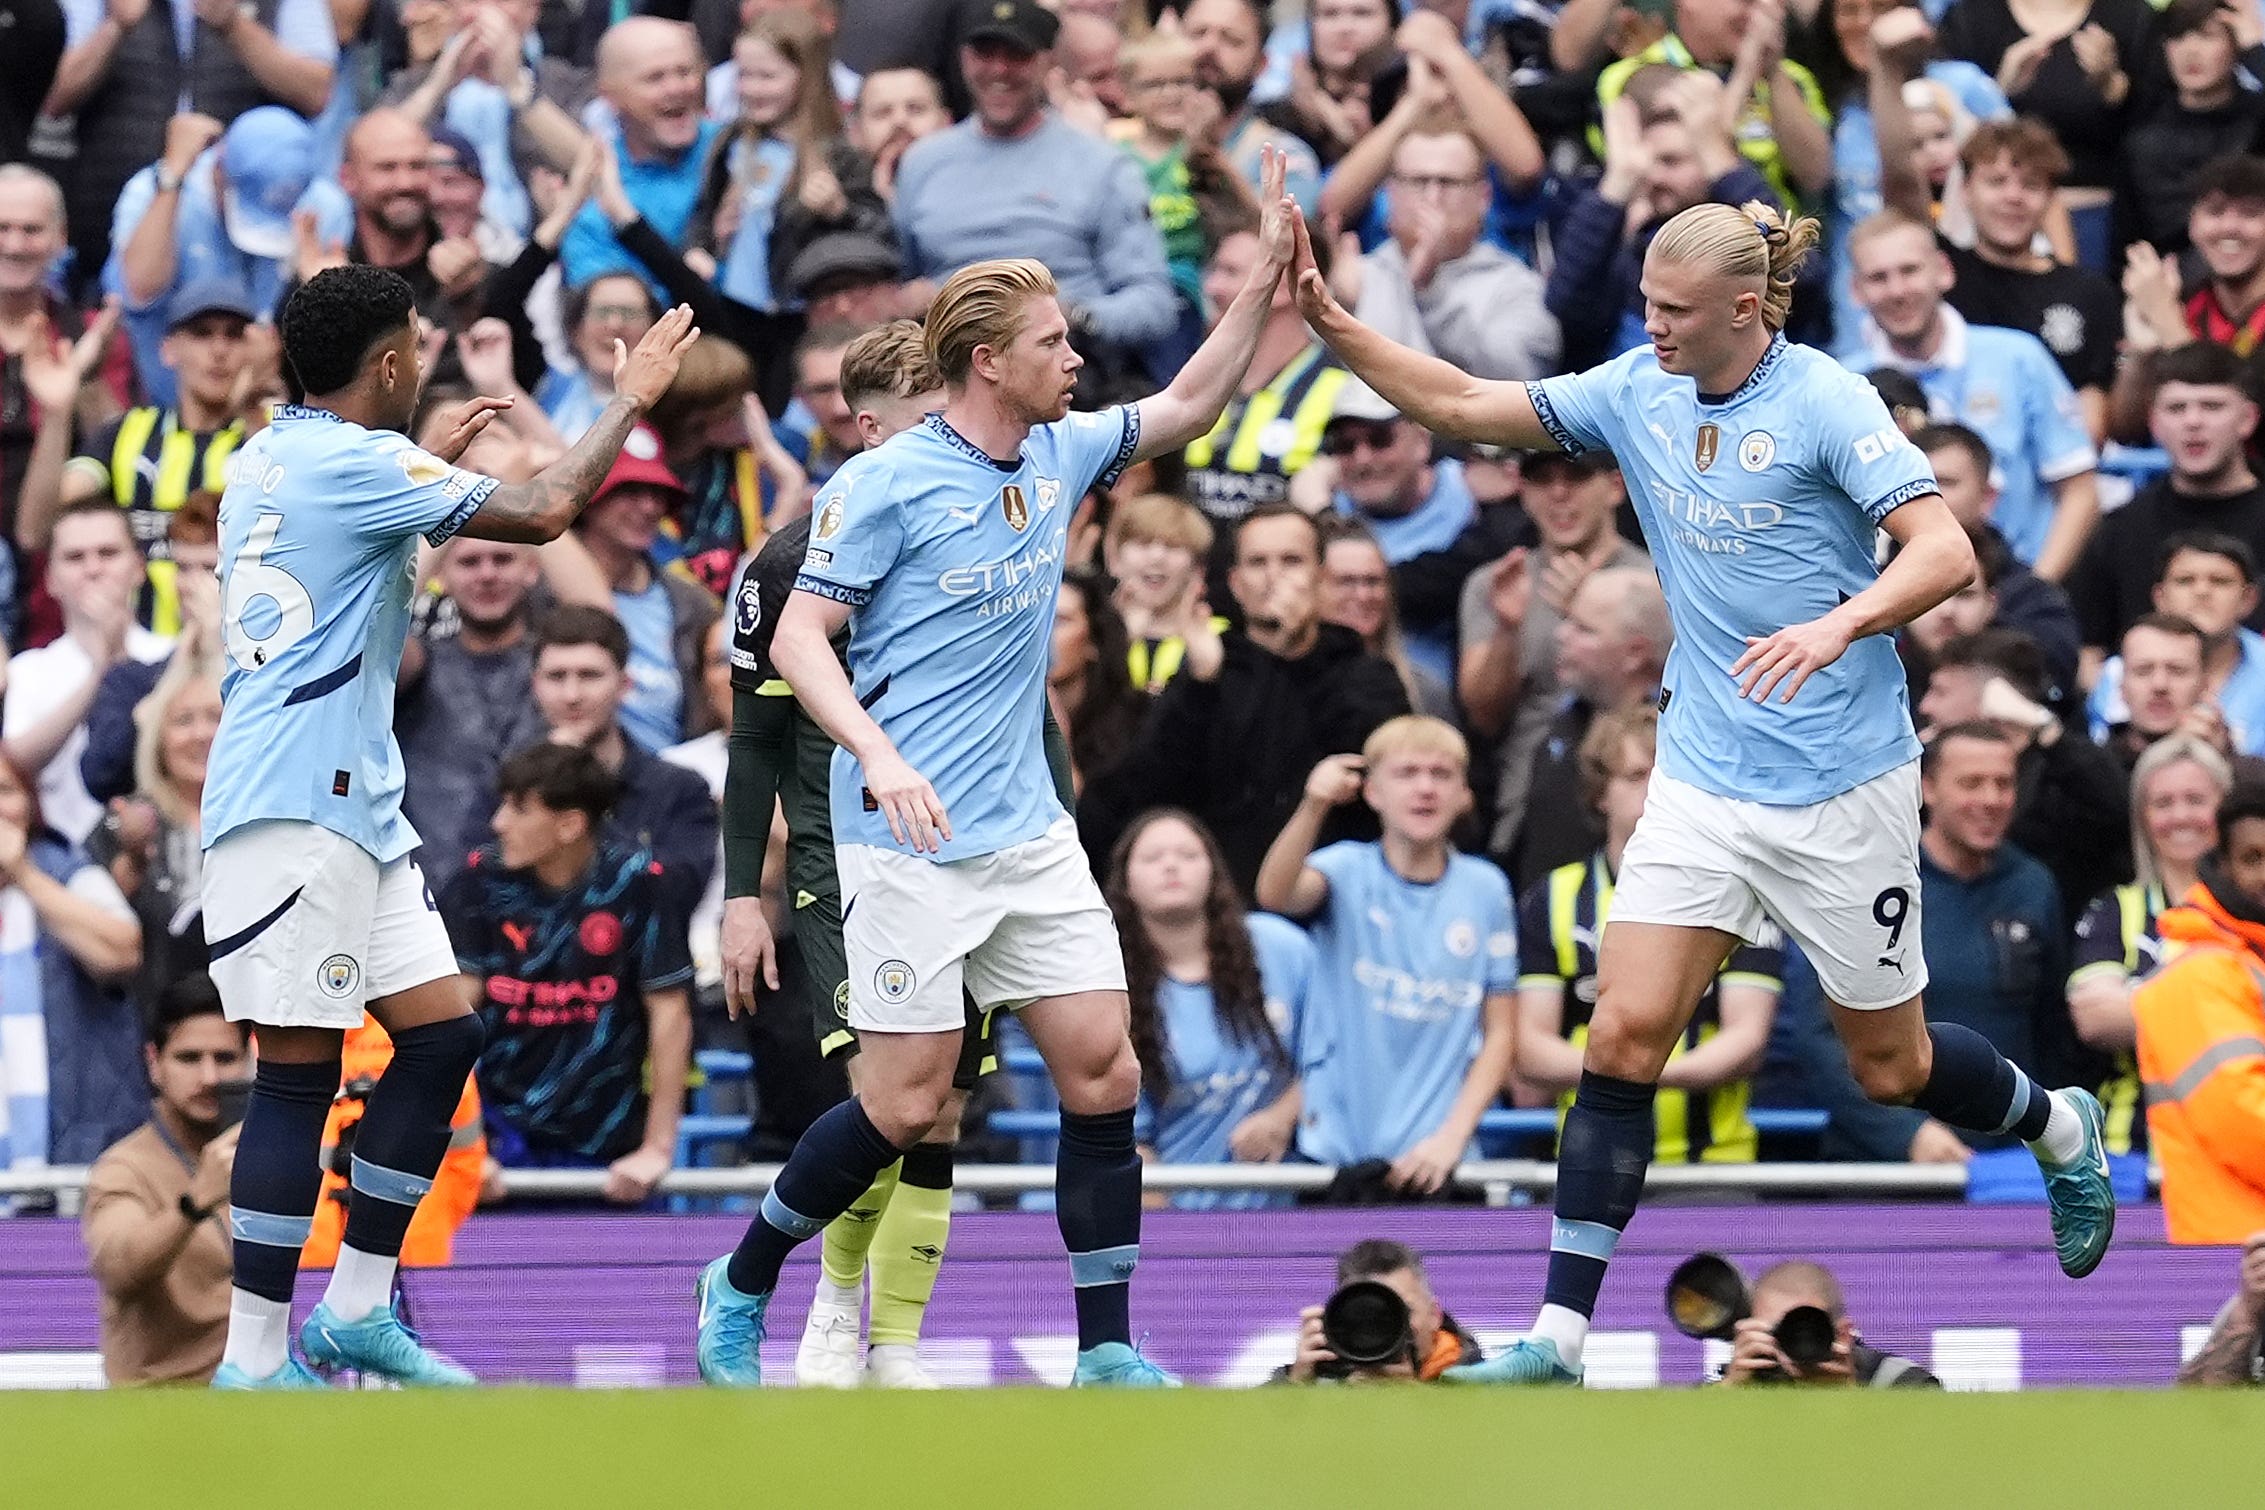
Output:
[728,1097,906,1296]
[1056,1107,1141,1352]
[339,1015,485,1260]
[1540,1070,1657,1320]
[229,1056,343,1304]
[1908,1022,2053,1143]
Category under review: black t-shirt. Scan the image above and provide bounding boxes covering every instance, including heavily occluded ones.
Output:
[1943,244,2120,394]
[443,840,694,1162]
[1936,0,2162,190]
[2064,475,2265,649]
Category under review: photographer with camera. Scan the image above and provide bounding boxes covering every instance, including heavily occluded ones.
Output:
[1704,1259,1940,1389]
[80,972,248,1385]
[2177,1232,2265,1385]
[1281,1239,1484,1383]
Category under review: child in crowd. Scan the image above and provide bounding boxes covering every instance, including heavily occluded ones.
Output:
[1104,493,1225,693]
[1255,716,1519,1195]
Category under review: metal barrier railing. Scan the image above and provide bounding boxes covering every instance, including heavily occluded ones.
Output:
[1,1160,2018,1205]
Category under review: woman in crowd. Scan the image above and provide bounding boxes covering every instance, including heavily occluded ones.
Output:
[700,9,889,313]
[537,273,659,443]
[0,751,142,1167]
[1317,519,1453,719]
[2066,734,2232,1156]
[121,655,222,1014]
[1108,808,1312,1210]
[1050,569,1150,794]
[1276,0,1402,166]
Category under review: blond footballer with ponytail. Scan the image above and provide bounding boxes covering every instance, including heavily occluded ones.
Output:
[1646,200,1822,333]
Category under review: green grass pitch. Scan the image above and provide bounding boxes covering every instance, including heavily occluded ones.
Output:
[8,1389,2265,1507]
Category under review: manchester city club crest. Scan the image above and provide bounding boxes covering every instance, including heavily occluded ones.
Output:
[1739,431,1776,472]
[1035,477,1062,514]
[1695,423,1720,472]
[1001,484,1030,532]
[876,960,917,1003]
[318,953,361,999]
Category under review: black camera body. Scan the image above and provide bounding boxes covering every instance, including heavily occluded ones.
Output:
[1316,1278,1416,1380]
[1666,1252,1838,1379]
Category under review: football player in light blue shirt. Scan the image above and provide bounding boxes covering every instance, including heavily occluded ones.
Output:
[1255,717,1519,1185]
[696,151,1308,1390]
[1289,195,2116,1386]
[202,264,700,1392]
[1108,809,1312,1213]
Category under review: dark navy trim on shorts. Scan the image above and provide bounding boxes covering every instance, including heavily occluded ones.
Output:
[207,887,305,961]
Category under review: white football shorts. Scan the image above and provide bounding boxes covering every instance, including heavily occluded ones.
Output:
[203,820,460,1029]
[1609,761,1928,1011]
[836,817,1128,1032]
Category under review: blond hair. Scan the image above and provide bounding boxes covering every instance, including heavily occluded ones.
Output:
[1119,30,1196,84]
[926,258,1058,386]
[1107,492,1214,558]
[1361,714,1469,774]
[133,650,223,829]
[839,319,941,411]
[1648,199,1821,333]
[647,334,754,434]
[2129,734,2233,894]
[1576,705,1658,812]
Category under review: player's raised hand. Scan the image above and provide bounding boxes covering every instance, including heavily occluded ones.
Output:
[1303,753,1366,809]
[865,746,952,853]
[426,394,514,464]
[1732,612,1855,705]
[1254,145,1295,273]
[614,304,701,412]
[1289,207,1342,329]
[720,895,780,1019]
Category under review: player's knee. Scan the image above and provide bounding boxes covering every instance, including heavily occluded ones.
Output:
[1058,1035,1140,1116]
[864,1079,951,1146]
[1583,994,1677,1083]
[1848,1041,1927,1104]
[397,1011,486,1078]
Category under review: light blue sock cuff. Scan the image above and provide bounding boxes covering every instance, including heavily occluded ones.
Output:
[761,1188,826,1240]
[1070,1244,1140,1288]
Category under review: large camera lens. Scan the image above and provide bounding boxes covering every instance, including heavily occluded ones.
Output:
[1664,1253,1750,1340]
[1320,1279,1414,1368]
[1773,1305,1838,1370]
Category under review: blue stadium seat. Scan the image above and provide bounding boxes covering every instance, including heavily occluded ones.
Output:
[673,1051,756,1212]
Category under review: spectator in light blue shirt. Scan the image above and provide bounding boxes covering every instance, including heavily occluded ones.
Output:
[1255,716,1520,1190]
[560,17,720,290]
[2089,533,2265,758]
[104,107,351,408]
[1848,212,2100,581]
[1110,809,1312,1212]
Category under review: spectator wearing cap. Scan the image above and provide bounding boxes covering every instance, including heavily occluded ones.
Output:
[1318,382,1474,685]
[784,229,904,328]
[105,107,351,406]
[1346,120,1559,384]
[893,0,1179,386]
[17,280,253,639]
[2117,156,2265,444]
[381,0,596,242]
[559,17,722,291]
[1458,449,1646,862]
[44,0,337,289]
[1546,68,1781,371]
[423,125,523,265]
[570,427,722,753]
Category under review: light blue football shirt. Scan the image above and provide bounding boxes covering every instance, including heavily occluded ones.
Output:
[796,407,1140,861]
[202,407,497,863]
[1530,335,1934,806]
[1149,912,1313,1211]
[2088,625,2265,755]
[1294,842,1518,1167]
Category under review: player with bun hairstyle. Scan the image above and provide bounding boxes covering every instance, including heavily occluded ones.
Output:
[1290,195,2116,1387]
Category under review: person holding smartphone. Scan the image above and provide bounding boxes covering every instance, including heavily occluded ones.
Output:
[80,972,250,1386]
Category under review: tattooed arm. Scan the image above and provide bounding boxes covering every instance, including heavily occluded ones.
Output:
[458,306,702,544]
[2178,1234,2265,1386]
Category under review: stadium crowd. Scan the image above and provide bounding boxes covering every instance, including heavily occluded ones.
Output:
[4,0,2265,1331]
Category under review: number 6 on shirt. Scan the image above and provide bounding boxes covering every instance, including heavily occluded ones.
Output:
[223,513,318,672]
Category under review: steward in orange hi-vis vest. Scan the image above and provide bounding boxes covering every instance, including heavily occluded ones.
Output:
[2133,864,2265,1245]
